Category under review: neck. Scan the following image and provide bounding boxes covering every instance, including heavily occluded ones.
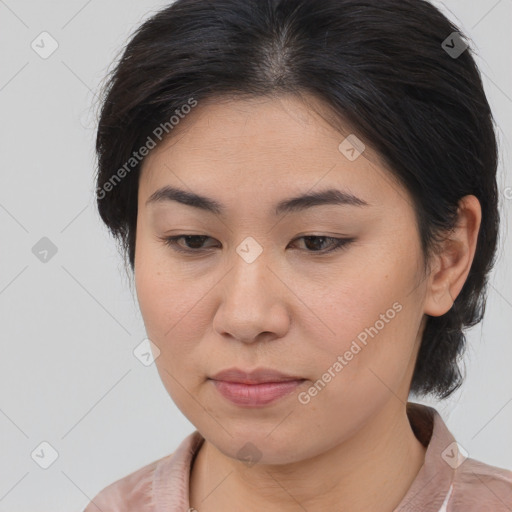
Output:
[189,401,427,512]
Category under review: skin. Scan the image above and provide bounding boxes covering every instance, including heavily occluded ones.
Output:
[134,93,481,512]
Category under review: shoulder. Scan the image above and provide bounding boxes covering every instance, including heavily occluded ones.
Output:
[449,456,512,510]
[82,452,175,512]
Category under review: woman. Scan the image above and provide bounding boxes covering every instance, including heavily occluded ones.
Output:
[84,0,511,510]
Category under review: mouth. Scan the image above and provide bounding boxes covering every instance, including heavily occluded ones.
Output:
[208,367,306,407]
[210,379,306,407]
[210,367,304,384]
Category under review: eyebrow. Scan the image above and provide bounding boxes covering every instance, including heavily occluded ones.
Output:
[145,185,370,216]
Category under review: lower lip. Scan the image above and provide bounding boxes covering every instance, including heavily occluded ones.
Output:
[211,379,305,407]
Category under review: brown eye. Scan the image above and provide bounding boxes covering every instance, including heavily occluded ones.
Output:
[159,234,354,255]
[160,235,218,253]
[290,235,353,253]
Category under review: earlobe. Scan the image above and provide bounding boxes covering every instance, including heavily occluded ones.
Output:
[423,195,482,317]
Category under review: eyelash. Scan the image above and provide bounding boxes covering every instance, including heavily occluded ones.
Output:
[159,234,354,255]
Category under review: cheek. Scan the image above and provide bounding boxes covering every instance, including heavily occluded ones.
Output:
[305,256,422,394]
[134,243,215,371]
[136,267,201,345]
[135,233,188,332]
[134,257,209,411]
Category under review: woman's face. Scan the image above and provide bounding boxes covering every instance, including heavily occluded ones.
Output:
[135,94,431,464]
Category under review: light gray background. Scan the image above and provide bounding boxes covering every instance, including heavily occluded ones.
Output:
[0,1,511,510]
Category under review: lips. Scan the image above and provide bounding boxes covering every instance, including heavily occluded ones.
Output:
[210,367,304,384]
[212,379,304,406]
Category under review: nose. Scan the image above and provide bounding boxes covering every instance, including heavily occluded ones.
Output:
[212,244,291,344]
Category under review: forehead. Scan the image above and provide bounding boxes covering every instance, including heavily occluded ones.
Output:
[138,94,408,214]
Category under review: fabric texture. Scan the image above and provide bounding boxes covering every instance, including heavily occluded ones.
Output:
[83,402,512,511]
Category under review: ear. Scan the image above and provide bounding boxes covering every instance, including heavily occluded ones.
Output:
[424,195,482,317]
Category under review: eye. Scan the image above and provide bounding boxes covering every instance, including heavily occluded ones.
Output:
[160,235,218,253]
[290,235,354,253]
[159,234,354,255]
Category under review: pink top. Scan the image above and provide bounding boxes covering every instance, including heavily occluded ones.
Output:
[83,402,512,511]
